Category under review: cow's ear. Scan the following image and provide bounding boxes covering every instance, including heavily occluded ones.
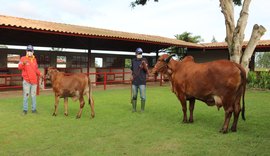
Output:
[164,55,173,63]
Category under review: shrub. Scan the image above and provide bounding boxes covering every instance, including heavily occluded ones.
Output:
[248,71,270,89]
[259,71,270,89]
[247,71,258,88]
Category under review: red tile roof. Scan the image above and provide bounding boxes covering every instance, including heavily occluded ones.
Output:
[0,15,203,48]
[1,15,269,50]
[202,40,270,49]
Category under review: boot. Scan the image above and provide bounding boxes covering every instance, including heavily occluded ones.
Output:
[141,100,145,112]
[132,100,137,112]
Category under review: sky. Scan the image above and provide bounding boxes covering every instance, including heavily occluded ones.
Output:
[0,0,269,43]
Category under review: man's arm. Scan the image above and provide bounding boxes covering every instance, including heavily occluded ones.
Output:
[18,58,26,70]
[141,60,149,74]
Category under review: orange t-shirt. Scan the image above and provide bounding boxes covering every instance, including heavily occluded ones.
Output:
[18,56,41,84]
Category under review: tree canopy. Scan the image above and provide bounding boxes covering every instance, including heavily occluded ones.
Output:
[174,32,203,44]
[167,32,203,59]
[211,36,218,43]
[131,0,242,7]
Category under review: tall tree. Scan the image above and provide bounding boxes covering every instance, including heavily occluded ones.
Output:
[211,36,218,43]
[131,0,267,75]
[169,32,203,58]
[175,32,203,43]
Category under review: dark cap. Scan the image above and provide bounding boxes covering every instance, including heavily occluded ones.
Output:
[135,47,143,54]
[26,45,34,52]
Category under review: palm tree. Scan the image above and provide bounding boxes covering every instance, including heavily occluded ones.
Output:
[175,32,203,43]
[211,36,218,43]
[168,32,203,59]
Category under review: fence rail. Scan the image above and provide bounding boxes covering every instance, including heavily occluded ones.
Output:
[0,71,165,93]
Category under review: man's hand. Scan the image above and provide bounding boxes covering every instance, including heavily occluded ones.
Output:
[23,60,28,65]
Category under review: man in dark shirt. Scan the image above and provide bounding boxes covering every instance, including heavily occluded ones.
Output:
[130,47,149,112]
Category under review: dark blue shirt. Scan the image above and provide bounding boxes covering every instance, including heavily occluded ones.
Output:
[131,58,148,86]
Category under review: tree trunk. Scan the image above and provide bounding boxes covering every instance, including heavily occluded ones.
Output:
[219,0,235,54]
[220,0,266,76]
[220,0,251,64]
[241,25,266,74]
[230,0,250,63]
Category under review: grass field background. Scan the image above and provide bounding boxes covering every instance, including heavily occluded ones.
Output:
[0,86,269,155]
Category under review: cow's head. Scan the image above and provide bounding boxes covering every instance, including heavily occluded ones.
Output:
[151,54,174,75]
[46,67,59,80]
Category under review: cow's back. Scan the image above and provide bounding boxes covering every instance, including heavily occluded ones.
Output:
[61,74,88,88]
[52,73,89,97]
[174,59,242,98]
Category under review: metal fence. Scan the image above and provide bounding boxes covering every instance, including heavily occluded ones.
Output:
[0,68,166,94]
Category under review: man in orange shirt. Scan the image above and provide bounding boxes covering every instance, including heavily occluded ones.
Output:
[18,45,42,115]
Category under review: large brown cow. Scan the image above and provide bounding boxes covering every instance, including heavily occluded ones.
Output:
[152,54,246,133]
[47,67,95,118]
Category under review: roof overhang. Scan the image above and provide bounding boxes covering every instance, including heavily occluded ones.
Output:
[201,40,270,52]
[0,15,203,53]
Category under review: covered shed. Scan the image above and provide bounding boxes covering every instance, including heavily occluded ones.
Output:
[0,15,202,89]
[0,15,201,53]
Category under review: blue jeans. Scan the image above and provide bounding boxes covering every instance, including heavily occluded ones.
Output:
[23,80,37,111]
[132,85,146,101]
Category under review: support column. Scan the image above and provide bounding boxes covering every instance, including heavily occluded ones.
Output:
[249,52,255,71]
[155,50,159,62]
[155,50,159,82]
[87,48,91,74]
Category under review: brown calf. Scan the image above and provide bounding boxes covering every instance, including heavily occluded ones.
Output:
[152,54,246,133]
[47,67,95,118]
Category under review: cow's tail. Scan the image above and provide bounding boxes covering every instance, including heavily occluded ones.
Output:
[236,63,246,121]
[241,74,246,121]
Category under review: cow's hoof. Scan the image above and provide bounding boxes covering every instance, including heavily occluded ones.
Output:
[76,116,81,119]
[52,113,57,116]
[219,128,228,134]
[231,127,237,132]
[189,119,194,123]
[182,120,188,123]
[91,114,95,118]
[64,113,68,116]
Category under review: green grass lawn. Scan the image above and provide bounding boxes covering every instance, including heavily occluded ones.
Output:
[0,86,270,156]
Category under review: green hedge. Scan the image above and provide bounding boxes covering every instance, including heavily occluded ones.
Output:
[247,71,270,89]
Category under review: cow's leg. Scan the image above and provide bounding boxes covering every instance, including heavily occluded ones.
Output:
[53,94,60,116]
[220,106,233,133]
[76,96,85,119]
[64,97,68,116]
[231,99,241,132]
[89,94,95,118]
[178,94,188,123]
[86,87,95,118]
[189,98,195,123]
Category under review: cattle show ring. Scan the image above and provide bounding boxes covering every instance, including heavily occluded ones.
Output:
[0,15,270,155]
